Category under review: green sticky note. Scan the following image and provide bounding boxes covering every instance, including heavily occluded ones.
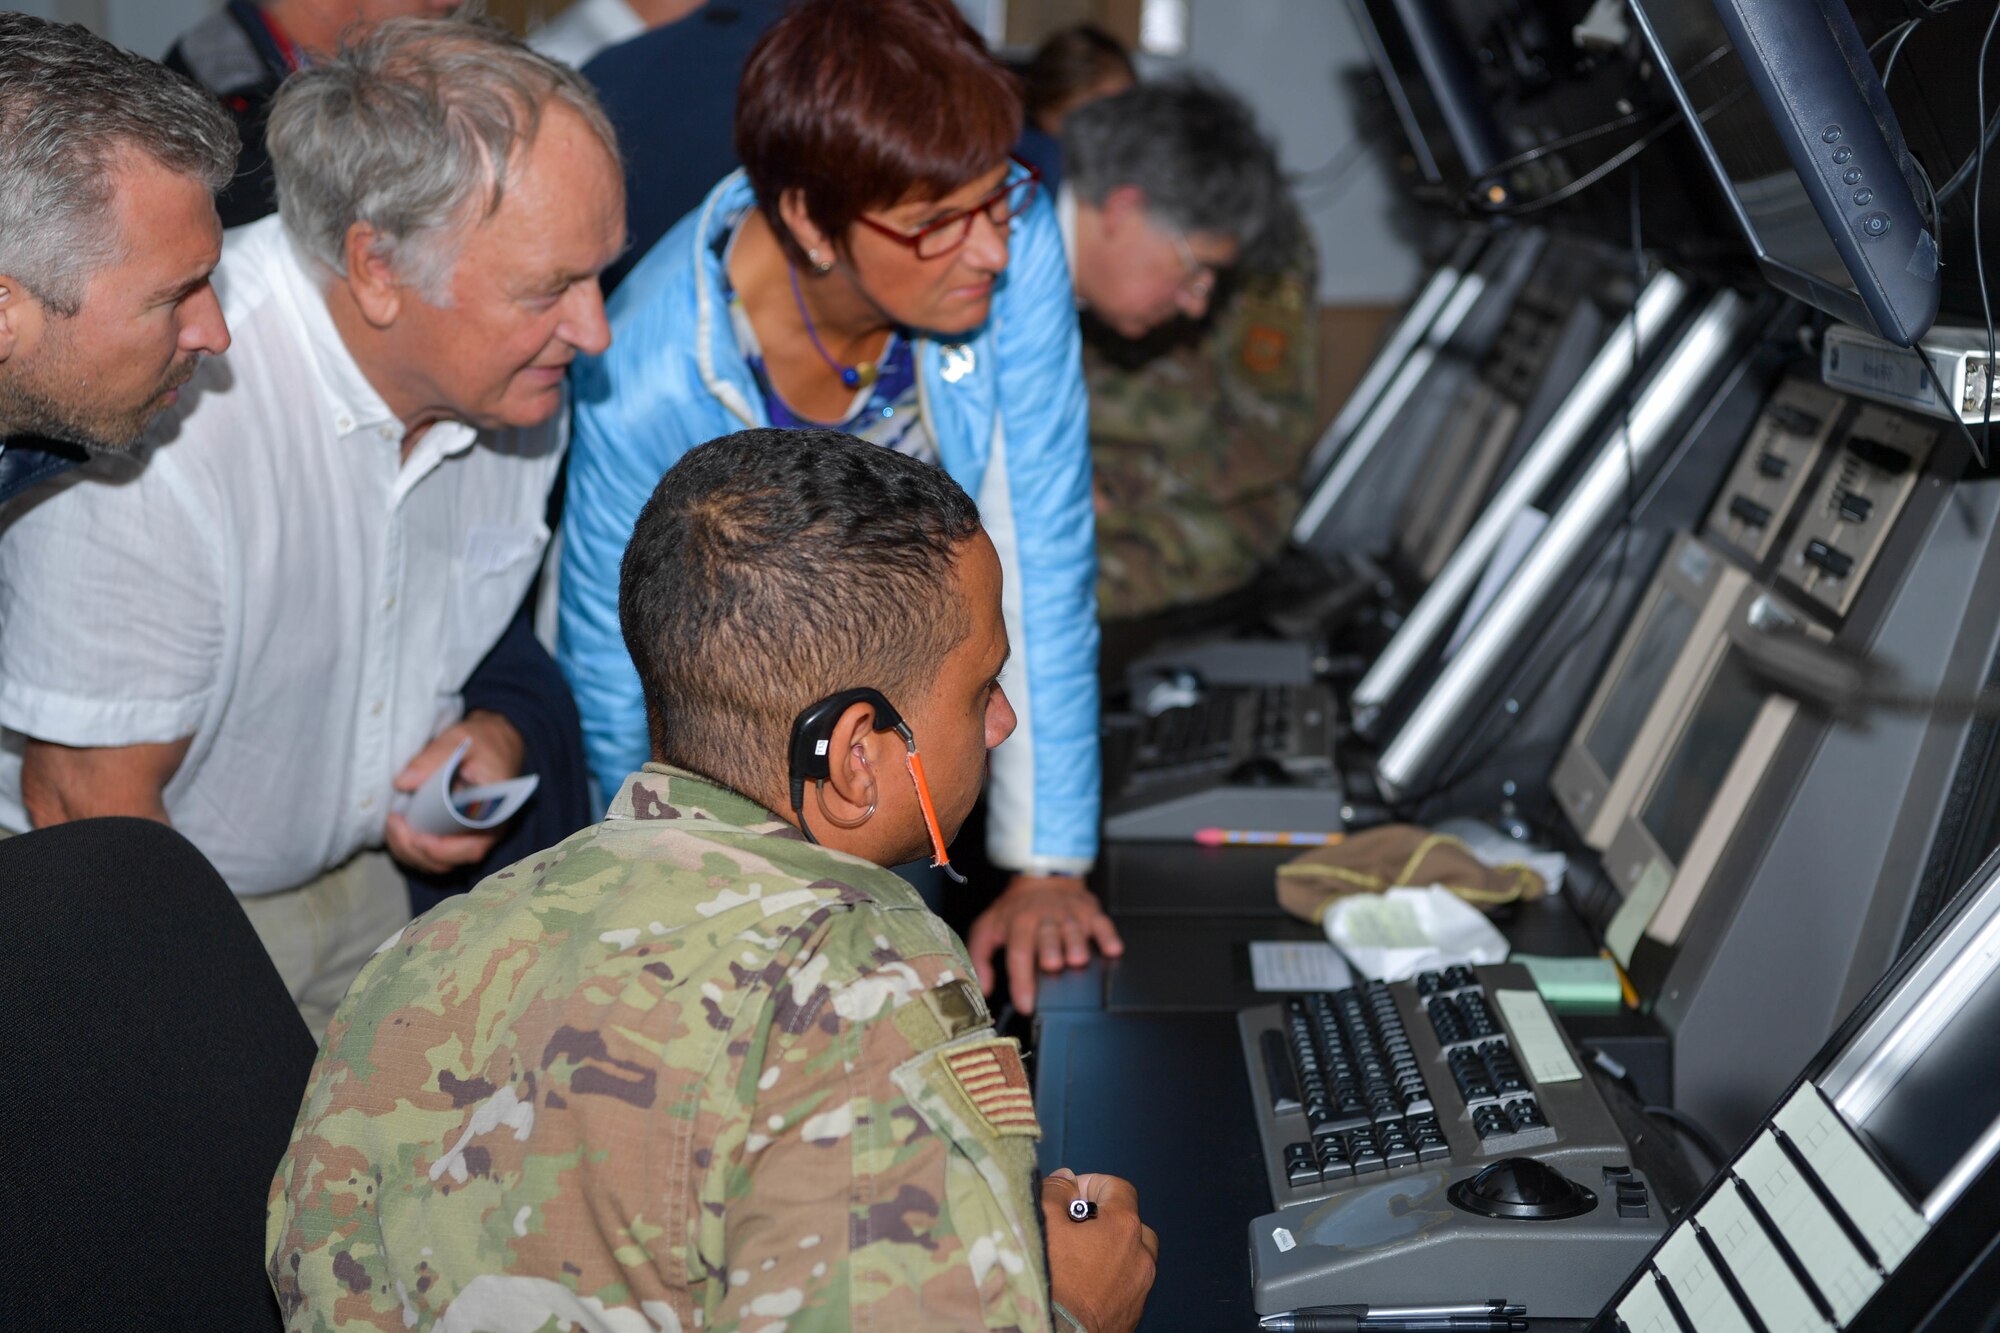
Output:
[1513,954,1625,1009]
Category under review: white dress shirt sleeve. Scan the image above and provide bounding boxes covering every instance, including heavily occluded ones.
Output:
[0,457,223,747]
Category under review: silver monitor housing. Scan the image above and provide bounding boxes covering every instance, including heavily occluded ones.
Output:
[1372,286,1748,801]
[1350,270,1691,737]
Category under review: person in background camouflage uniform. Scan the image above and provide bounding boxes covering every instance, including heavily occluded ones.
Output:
[267,428,1159,1332]
[1089,200,1319,621]
[1052,81,1310,623]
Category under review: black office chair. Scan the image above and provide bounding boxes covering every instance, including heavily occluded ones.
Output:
[0,818,315,1331]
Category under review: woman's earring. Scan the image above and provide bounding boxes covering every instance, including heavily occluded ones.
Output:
[808,247,835,276]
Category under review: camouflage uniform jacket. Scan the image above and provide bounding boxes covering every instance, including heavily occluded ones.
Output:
[267,764,1052,1332]
[1091,217,1320,621]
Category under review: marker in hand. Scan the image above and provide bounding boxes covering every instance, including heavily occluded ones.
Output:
[1193,828,1346,848]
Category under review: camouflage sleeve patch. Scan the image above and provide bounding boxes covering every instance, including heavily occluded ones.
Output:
[941,1039,1041,1138]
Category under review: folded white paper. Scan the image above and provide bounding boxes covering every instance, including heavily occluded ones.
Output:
[391,738,539,837]
[1322,885,1510,982]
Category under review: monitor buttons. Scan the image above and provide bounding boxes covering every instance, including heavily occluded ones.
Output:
[1832,145,1854,164]
[1860,212,1891,238]
[1843,168,1863,186]
[1853,187,1875,206]
[1822,125,1843,143]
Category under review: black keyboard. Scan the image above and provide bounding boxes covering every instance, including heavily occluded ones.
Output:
[1102,682,1335,810]
[1243,963,1668,1318]
[1242,963,1625,1207]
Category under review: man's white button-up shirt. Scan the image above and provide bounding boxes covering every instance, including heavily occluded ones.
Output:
[0,216,565,895]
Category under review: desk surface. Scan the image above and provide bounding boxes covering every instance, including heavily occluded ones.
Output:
[1037,895,1606,1013]
[1031,900,1637,1331]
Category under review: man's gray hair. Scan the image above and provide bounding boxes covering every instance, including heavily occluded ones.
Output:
[266,17,618,305]
[1064,79,1282,252]
[0,14,237,317]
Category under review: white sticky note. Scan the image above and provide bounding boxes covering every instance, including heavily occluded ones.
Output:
[1250,941,1354,993]
[1617,1271,1683,1333]
[1772,1087,1927,1271]
[1696,1183,1834,1332]
[1735,1133,1879,1323]
[1655,1225,1754,1332]
[1493,988,1582,1084]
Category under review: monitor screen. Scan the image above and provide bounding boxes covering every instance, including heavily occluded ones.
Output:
[1637,649,1766,866]
[1584,587,1702,777]
[1848,955,2000,1204]
[1646,6,1852,292]
[1631,0,1939,345]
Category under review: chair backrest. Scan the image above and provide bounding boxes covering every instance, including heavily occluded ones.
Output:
[0,818,315,1331]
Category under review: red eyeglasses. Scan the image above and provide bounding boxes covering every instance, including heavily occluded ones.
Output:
[853,158,1043,260]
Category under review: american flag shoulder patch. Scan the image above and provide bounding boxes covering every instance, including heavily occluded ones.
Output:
[941,1038,1041,1139]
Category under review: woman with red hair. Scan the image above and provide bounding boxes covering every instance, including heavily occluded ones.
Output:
[562,0,1117,1014]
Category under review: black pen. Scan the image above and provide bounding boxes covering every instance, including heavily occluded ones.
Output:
[1258,1306,1528,1333]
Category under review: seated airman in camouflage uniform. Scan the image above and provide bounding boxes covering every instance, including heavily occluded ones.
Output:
[267,428,1159,1332]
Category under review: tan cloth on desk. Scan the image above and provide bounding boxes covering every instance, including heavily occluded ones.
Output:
[1277,823,1547,922]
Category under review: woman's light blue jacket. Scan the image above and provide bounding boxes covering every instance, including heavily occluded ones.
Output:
[559,170,1101,872]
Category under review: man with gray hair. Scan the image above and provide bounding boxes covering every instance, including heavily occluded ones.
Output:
[0,16,626,1035]
[0,14,237,511]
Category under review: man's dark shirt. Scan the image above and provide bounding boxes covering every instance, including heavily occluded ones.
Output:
[0,437,87,514]
[163,0,291,228]
[582,0,790,294]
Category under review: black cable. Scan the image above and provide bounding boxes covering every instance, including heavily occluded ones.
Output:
[1459,45,1737,217]
[1469,78,1750,220]
[1643,1103,1730,1175]
[1935,105,2000,204]
[1881,18,1921,86]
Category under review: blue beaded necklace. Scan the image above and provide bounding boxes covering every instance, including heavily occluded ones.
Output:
[788,264,879,390]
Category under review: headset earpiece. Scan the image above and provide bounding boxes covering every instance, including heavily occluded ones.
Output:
[784,687,964,881]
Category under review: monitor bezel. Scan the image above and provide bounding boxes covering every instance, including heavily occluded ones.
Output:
[1551,533,1749,851]
[1601,586,1821,966]
[1822,857,2000,1222]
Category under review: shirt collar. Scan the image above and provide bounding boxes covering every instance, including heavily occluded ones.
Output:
[269,223,478,460]
[610,763,806,838]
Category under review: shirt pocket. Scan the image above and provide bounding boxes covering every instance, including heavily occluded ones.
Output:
[890,1034,1050,1331]
[440,522,549,691]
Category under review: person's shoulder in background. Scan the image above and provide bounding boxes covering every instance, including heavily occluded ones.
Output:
[582,0,792,294]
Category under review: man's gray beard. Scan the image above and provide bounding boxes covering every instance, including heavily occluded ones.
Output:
[0,355,192,454]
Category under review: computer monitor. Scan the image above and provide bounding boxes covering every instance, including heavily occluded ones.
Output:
[1598,840,2000,1332]
[1299,232,1490,490]
[1600,586,1823,975]
[1550,534,1749,851]
[1344,0,1506,195]
[1393,246,1620,585]
[1294,229,1547,560]
[1627,0,1940,346]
